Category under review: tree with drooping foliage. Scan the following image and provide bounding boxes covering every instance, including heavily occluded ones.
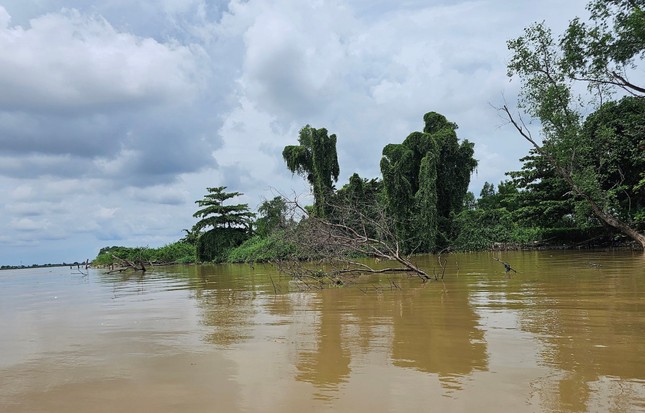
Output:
[283,125,340,217]
[380,112,477,252]
[424,113,478,243]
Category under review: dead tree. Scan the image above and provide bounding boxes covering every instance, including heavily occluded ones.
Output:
[493,256,517,274]
[107,254,147,274]
[277,196,431,287]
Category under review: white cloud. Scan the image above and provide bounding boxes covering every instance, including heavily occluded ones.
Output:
[0,6,203,113]
[236,1,355,118]
[10,217,49,232]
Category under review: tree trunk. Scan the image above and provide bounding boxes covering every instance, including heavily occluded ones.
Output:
[587,200,645,249]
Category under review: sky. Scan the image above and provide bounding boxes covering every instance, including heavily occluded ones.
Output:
[0,0,591,265]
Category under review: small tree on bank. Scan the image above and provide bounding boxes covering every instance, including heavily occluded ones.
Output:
[192,187,255,262]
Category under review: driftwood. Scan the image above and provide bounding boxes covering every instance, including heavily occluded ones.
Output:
[106,254,147,274]
[493,257,517,273]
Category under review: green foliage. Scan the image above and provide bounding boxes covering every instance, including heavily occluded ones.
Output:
[330,173,384,235]
[506,0,645,246]
[335,174,383,206]
[283,125,340,217]
[578,97,645,228]
[506,151,577,228]
[507,22,581,145]
[415,148,439,251]
[477,180,520,212]
[155,242,196,264]
[256,197,288,238]
[196,227,248,263]
[506,97,645,233]
[192,186,255,262]
[453,208,543,251]
[380,143,416,249]
[561,0,645,96]
[180,228,199,245]
[380,112,477,252]
[462,191,477,210]
[93,242,196,266]
[227,232,298,263]
[192,186,255,233]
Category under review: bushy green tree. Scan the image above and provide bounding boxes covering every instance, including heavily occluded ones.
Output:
[380,112,477,252]
[255,197,288,237]
[93,242,196,266]
[579,97,645,229]
[507,151,577,228]
[192,187,255,262]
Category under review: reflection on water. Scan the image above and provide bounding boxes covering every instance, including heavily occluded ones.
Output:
[390,282,488,394]
[1,251,644,412]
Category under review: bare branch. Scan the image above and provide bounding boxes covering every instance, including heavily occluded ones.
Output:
[278,196,432,286]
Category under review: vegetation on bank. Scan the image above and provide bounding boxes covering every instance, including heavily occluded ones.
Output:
[93,0,644,267]
[93,242,196,267]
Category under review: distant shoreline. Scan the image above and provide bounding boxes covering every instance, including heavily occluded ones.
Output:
[0,262,85,270]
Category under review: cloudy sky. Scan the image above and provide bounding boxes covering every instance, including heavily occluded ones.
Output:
[0,0,590,265]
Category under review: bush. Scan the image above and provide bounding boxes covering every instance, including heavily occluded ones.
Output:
[227,232,297,263]
[92,242,196,266]
[452,208,542,250]
[196,228,249,263]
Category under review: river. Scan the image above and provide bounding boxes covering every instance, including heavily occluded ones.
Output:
[1,250,643,412]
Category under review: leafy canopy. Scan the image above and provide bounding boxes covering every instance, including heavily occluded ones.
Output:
[192,186,255,233]
[283,125,339,217]
[505,0,645,247]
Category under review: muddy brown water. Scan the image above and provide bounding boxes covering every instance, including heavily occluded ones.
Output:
[1,250,644,412]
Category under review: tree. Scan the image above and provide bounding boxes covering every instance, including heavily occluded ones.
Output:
[579,97,645,229]
[380,112,477,252]
[330,173,384,236]
[192,187,255,262]
[255,196,288,238]
[283,125,340,217]
[504,0,645,248]
[477,182,497,210]
[561,0,645,97]
[477,181,521,212]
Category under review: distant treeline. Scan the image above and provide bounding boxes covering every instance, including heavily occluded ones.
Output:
[1,263,74,270]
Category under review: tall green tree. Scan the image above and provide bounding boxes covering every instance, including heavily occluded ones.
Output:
[380,112,477,252]
[192,187,255,262]
[504,0,645,248]
[381,142,418,250]
[424,112,477,230]
[283,125,340,217]
[578,97,645,228]
[507,151,577,228]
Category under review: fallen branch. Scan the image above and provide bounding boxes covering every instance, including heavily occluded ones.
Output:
[493,257,517,273]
